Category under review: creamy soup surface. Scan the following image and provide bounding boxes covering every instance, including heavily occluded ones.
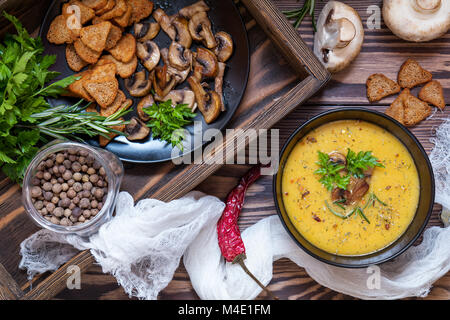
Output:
[281,120,420,256]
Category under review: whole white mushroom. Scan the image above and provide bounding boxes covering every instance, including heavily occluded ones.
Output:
[383,0,450,42]
[313,1,364,73]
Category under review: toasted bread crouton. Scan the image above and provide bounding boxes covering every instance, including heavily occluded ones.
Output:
[65,71,94,101]
[66,43,88,72]
[99,122,125,147]
[100,0,127,20]
[403,95,432,127]
[83,77,119,108]
[419,80,445,110]
[108,33,136,63]
[114,1,133,27]
[85,103,99,114]
[385,88,410,124]
[89,62,117,80]
[398,59,432,89]
[96,0,115,15]
[80,21,112,52]
[366,73,401,102]
[74,39,102,64]
[100,90,126,117]
[129,0,154,24]
[47,15,76,44]
[62,1,95,25]
[81,0,107,10]
[97,54,137,78]
[105,24,123,50]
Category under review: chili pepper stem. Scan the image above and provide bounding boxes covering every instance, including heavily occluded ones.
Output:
[233,254,279,300]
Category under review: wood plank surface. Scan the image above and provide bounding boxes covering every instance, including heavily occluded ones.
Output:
[0,0,449,300]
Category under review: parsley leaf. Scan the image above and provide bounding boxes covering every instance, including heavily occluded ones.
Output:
[143,100,196,150]
[314,151,350,191]
[346,149,385,178]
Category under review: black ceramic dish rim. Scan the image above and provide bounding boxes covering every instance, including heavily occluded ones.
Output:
[272,107,435,268]
[38,0,251,164]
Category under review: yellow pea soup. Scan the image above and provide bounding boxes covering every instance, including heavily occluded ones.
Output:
[281,120,420,256]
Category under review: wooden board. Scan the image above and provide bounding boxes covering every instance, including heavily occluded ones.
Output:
[1,0,449,300]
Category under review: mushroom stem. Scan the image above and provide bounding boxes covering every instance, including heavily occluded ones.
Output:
[335,18,356,48]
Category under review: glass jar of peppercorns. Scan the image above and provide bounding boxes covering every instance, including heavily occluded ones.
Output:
[22,140,124,236]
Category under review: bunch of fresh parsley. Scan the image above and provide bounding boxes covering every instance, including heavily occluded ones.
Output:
[0,13,126,183]
[315,149,384,191]
[143,99,196,150]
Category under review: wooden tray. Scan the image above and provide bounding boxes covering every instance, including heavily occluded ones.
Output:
[0,0,330,300]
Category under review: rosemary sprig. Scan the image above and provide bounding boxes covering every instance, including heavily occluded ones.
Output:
[283,0,317,31]
[29,101,130,141]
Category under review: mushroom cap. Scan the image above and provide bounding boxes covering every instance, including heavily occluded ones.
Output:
[383,0,450,42]
[313,1,364,73]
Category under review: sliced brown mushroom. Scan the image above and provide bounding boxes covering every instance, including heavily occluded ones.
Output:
[136,40,160,72]
[168,41,193,71]
[124,70,152,97]
[155,89,196,110]
[329,151,347,165]
[153,64,177,98]
[179,0,210,18]
[214,31,233,62]
[125,117,150,141]
[193,47,219,80]
[134,22,160,42]
[153,8,176,40]
[161,47,190,84]
[137,94,155,122]
[188,12,217,49]
[215,62,226,111]
[188,76,221,124]
[172,16,192,48]
[344,177,369,205]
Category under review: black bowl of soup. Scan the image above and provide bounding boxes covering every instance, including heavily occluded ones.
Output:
[273,108,434,268]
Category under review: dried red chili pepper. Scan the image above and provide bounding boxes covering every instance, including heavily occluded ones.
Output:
[217,165,278,300]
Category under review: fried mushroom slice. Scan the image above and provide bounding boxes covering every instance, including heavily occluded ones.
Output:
[153,65,177,98]
[214,31,233,62]
[124,70,152,97]
[171,16,192,48]
[137,94,155,122]
[188,76,221,124]
[153,8,176,39]
[134,22,160,42]
[215,62,226,111]
[179,1,210,18]
[125,117,150,141]
[155,89,196,110]
[193,47,219,80]
[161,48,190,84]
[136,40,160,71]
[168,41,193,71]
[188,12,216,49]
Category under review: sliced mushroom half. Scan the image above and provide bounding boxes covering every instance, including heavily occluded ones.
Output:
[188,12,217,49]
[188,76,221,124]
[193,47,219,80]
[153,65,177,98]
[155,89,196,110]
[125,117,150,141]
[137,94,155,122]
[172,16,192,48]
[168,41,193,71]
[214,31,233,62]
[134,22,160,42]
[124,70,152,97]
[136,40,161,72]
[215,62,226,111]
[161,47,190,84]
[179,0,210,18]
[153,8,176,39]
[313,1,364,73]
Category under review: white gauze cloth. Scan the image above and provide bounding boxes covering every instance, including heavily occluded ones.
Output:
[19,120,450,300]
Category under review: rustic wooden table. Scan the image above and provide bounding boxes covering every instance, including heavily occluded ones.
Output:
[0,0,449,300]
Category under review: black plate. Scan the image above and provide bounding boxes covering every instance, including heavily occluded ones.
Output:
[273,108,435,268]
[40,0,250,163]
